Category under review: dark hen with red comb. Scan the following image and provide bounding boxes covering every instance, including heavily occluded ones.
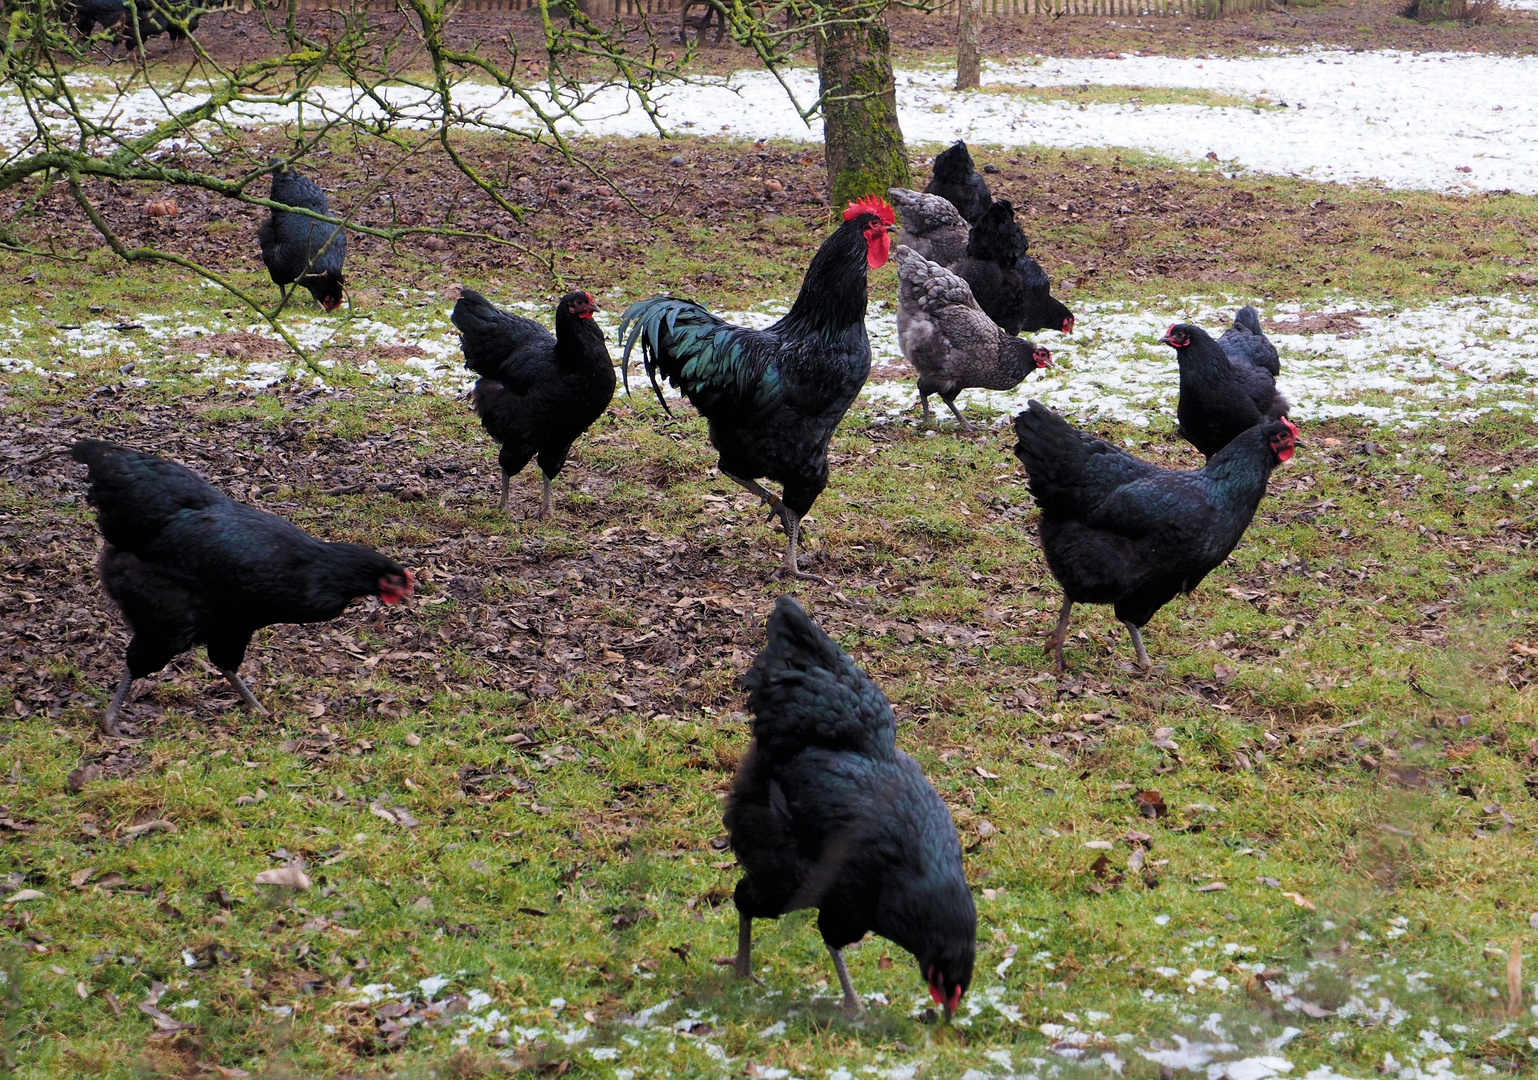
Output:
[725,596,975,1019]
[70,440,412,735]
[1162,322,1289,459]
[1012,403,1297,671]
[452,289,615,519]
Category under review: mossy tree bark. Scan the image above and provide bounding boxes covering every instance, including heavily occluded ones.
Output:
[956,0,982,90]
[814,2,911,209]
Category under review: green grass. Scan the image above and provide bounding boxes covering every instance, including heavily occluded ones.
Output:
[4,126,1538,1077]
[3,293,1538,1078]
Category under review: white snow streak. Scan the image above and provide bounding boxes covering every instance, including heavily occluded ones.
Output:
[4,51,1538,193]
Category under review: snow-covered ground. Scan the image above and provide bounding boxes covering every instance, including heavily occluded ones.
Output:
[10,288,1538,435]
[3,50,1536,194]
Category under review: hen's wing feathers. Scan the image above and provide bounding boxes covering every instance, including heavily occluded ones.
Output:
[741,596,897,764]
[619,297,780,422]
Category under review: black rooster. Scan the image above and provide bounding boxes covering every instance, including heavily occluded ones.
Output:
[71,440,412,735]
[257,161,346,311]
[452,289,615,519]
[724,596,976,1018]
[924,140,992,226]
[619,196,894,578]
[1162,322,1289,459]
[951,199,1074,338]
[1012,403,1297,671]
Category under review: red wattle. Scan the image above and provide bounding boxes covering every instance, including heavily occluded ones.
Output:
[867,231,891,269]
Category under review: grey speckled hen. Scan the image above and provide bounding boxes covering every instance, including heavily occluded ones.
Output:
[895,246,1051,431]
[724,596,976,1019]
[888,187,971,268]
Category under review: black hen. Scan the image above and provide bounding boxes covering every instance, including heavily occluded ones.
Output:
[1012,402,1297,671]
[452,289,615,519]
[1162,322,1289,459]
[71,440,412,735]
[923,140,991,226]
[72,0,167,44]
[1217,305,1281,377]
[951,200,1074,338]
[620,196,894,578]
[257,161,346,311]
[724,596,975,1018]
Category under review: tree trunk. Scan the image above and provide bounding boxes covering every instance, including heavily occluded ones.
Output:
[815,3,910,209]
[956,0,982,91]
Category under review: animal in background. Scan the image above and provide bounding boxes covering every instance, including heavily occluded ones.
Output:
[1218,305,1281,377]
[452,289,615,519]
[888,187,971,268]
[1162,322,1288,459]
[895,245,1052,431]
[71,440,412,735]
[950,199,1075,338]
[1011,403,1297,671]
[257,160,346,311]
[923,140,992,226]
[723,596,976,1018]
[619,196,895,579]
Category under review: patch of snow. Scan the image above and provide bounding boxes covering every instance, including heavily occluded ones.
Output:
[5,51,1538,194]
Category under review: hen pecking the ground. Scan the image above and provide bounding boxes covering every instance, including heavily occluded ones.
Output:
[70,440,412,736]
[723,595,976,1019]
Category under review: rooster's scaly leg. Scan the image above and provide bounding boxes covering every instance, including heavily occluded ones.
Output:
[102,665,133,736]
[779,511,825,582]
[827,946,863,1017]
[220,668,269,716]
[1047,598,1074,673]
[539,474,554,520]
[723,471,787,527]
[497,472,512,514]
[1123,621,1150,670]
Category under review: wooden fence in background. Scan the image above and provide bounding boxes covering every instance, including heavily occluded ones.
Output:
[419,0,1277,17]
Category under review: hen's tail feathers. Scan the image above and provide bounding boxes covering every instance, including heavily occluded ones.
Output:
[451,289,532,378]
[1232,306,1265,337]
[1011,401,1102,513]
[70,440,221,551]
[1268,391,1292,421]
[741,596,896,763]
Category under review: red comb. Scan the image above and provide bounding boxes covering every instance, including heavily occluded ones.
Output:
[1282,417,1299,435]
[844,194,895,227]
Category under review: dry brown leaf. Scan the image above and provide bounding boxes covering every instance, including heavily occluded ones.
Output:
[254,866,311,890]
[1282,891,1316,911]
[1134,790,1167,819]
[5,889,44,903]
[1508,942,1523,1017]
[1196,882,1227,893]
[122,819,177,839]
